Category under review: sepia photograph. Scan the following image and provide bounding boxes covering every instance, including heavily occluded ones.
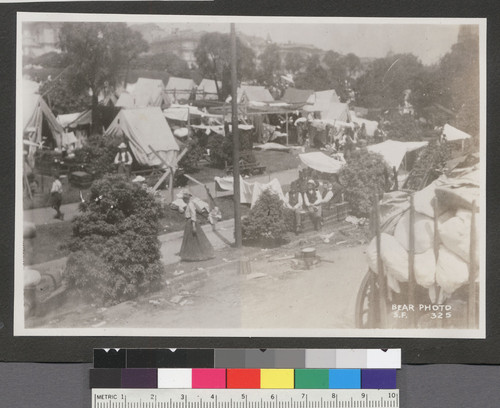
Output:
[15,13,486,337]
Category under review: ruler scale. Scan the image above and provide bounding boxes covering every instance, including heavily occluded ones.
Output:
[92,389,399,408]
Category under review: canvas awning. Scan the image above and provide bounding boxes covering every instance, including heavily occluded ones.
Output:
[57,110,92,128]
[442,124,472,141]
[299,151,344,174]
[367,140,428,169]
[163,104,207,122]
[105,107,179,167]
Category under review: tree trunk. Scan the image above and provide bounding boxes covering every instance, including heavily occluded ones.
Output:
[91,90,100,136]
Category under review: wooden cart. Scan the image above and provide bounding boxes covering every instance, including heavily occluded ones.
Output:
[355,192,479,330]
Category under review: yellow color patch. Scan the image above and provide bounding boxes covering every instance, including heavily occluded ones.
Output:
[260,369,294,389]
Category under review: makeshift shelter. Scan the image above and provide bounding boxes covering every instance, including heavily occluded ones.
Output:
[303,89,342,119]
[214,176,285,208]
[350,110,378,137]
[442,124,472,142]
[57,110,92,129]
[299,151,345,174]
[367,140,428,170]
[116,78,169,109]
[237,85,274,105]
[22,79,65,163]
[163,104,207,122]
[105,107,179,167]
[165,77,196,102]
[198,79,222,100]
[281,88,314,106]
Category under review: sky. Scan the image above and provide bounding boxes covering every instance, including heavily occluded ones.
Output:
[158,21,461,66]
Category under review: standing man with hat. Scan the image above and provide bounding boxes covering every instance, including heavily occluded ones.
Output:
[114,142,133,178]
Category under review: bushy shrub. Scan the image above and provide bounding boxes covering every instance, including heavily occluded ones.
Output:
[404,140,451,190]
[242,189,287,246]
[72,135,122,178]
[178,137,206,173]
[207,131,255,169]
[65,174,164,305]
[339,149,391,217]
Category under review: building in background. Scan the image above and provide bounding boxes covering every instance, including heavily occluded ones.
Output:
[22,22,61,57]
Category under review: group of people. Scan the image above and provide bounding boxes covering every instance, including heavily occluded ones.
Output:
[284,176,343,233]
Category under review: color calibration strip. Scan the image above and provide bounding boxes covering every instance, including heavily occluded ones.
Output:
[89,368,397,389]
[94,349,400,369]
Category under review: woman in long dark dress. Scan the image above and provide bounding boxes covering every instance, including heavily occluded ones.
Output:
[179,192,214,262]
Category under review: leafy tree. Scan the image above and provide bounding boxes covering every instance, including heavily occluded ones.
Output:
[242,189,287,246]
[355,53,426,112]
[39,76,92,116]
[404,140,451,191]
[436,37,480,139]
[131,52,191,78]
[58,22,148,132]
[322,50,348,99]
[194,32,256,100]
[258,43,282,84]
[382,111,425,141]
[65,174,164,305]
[339,149,391,218]
[343,53,361,78]
[284,51,305,74]
[294,55,331,91]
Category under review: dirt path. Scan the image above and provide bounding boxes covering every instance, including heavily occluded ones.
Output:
[28,239,368,331]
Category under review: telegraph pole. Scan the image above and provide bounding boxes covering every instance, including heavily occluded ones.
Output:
[230,23,242,248]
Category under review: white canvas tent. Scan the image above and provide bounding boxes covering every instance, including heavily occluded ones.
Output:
[304,90,345,120]
[198,79,221,100]
[23,79,65,164]
[116,78,169,109]
[442,124,472,141]
[105,107,179,167]
[299,151,345,174]
[165,77,196,102]
[367,140,428,170]
[237,85,274,104]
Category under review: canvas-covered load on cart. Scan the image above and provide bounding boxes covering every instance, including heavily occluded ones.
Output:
[356,158,480,330]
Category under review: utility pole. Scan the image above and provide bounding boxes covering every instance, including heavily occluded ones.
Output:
[230,23,242,248]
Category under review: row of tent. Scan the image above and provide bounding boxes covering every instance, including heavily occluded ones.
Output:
[22,76,474,171]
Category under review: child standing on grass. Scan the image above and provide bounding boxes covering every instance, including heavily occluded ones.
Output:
[50,174,64,220]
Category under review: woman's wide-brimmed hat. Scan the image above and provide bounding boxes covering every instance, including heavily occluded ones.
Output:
[118,142,127,149]
[307,179,315,185]
[182,190,192,199]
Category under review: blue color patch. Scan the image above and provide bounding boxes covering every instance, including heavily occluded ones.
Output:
[329,369,361,389]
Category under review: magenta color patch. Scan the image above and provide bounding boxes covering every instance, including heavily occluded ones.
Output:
[192,368,226,388]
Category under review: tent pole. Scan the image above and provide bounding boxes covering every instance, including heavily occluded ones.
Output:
[169,170,174,202]
[231,23,242,248]
[285,112,289,145]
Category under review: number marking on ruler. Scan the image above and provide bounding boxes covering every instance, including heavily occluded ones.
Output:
[92,389,399,408]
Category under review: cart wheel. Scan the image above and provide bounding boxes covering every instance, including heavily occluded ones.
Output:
[355,269,380,328]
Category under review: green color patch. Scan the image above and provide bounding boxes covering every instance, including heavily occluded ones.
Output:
[294,369,330,389]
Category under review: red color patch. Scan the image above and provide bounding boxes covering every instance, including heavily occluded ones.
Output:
[227,369,261,389]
